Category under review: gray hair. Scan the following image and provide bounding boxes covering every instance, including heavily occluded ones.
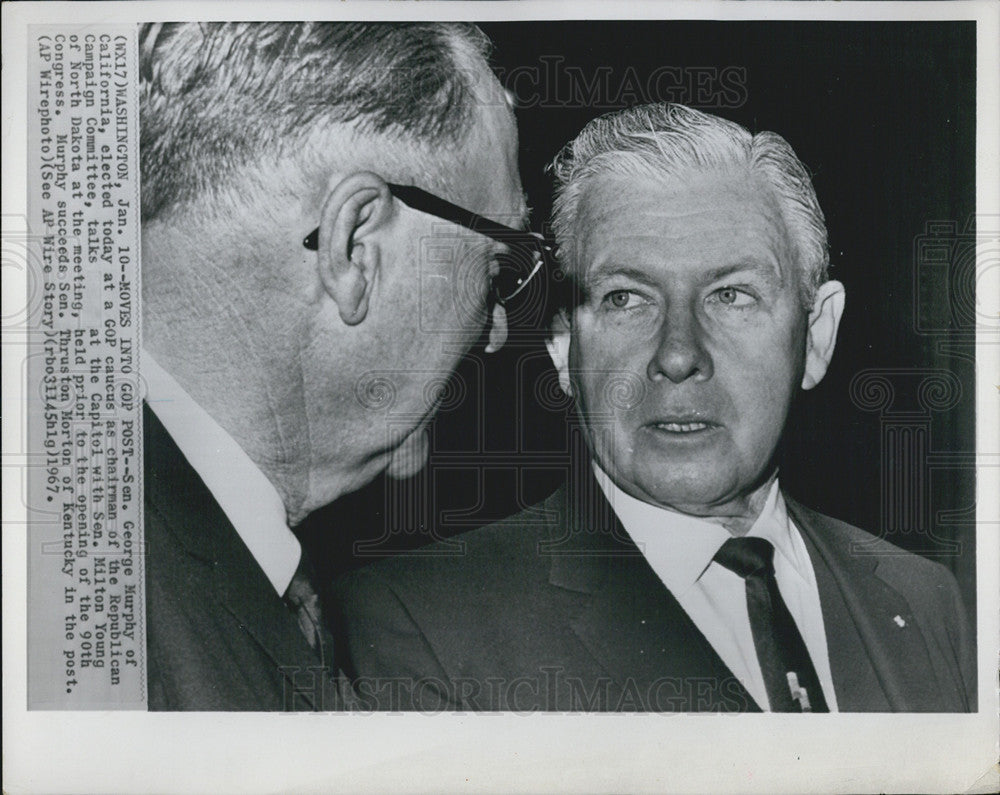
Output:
[140,22,493,221]
[548,103,830,305]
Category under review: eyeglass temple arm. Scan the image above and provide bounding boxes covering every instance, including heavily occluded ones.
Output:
[303,184,541,251]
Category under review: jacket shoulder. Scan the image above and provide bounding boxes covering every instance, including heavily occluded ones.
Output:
[788,497,976,709]
[788,498,960,592]
[336,490,561,607]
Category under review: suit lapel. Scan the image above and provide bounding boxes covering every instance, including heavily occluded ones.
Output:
[545,476,759,712]
[144,403,324,709]
[212,547,327,711]
[788,497,943,711]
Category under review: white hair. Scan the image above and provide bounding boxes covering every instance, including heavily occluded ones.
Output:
[140,22,494,222]
[548,103,830,305]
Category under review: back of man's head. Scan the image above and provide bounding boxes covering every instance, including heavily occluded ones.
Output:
[138,23,520,522]
[140,22,494,223]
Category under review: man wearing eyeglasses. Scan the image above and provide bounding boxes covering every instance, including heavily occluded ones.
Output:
[333,103,976,713]
[139,22,538,710]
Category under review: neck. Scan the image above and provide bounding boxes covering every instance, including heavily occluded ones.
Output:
[141,205,412,527]
[701,473,778,536]
[597,462,780,537]
[142,214,320,521]
[150,341,307,503]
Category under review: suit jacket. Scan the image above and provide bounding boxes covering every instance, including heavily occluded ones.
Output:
[143,404,343,710]
[333,475,976,712]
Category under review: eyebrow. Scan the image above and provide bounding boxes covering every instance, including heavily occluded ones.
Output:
[705,258,784,287]
[584,264,661,287]
[583,258,785,291]
[487,195,530,253]
[476,191,531,234]
[515,192,531,231]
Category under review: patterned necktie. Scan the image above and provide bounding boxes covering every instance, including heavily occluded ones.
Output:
[714,537,829,712]
[283,552,336,669]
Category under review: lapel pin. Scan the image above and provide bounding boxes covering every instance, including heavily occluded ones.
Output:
[893,615,906,627]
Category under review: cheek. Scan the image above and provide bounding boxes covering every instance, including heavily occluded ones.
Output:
[411,239,490,333]
[570,316,636,368]
[724,344,802,452]
[570,337,645,421]
[716,312,805,381]
[452,241,493,318]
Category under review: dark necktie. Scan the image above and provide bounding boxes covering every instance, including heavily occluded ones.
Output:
[714,537,829,712]
[283,552,336,670]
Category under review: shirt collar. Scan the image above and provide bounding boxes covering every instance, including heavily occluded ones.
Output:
[592,462,805,595]
[142,352,301,595]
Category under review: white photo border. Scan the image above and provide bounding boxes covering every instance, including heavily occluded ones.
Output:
[3,2,998,793]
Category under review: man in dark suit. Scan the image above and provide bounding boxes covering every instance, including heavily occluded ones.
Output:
[333,103,976,712]
[139,22,535,710]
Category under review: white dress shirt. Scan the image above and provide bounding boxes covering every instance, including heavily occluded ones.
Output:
[593,463,839,711]
[143,352,301,596]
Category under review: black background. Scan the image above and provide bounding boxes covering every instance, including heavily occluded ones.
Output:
[303,21,978,617]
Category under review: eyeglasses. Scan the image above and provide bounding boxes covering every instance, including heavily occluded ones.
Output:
[303,183,552,307]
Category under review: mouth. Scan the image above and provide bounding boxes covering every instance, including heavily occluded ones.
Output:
[654,421,714,433]
[645,416,721,436]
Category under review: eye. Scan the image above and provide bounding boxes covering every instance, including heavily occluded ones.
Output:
[711,286,756,308]
[604,290,640,309]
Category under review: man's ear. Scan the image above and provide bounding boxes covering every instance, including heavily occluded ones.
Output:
[315,172,397,325]
[545,310,574,397]
[801,279,846,390]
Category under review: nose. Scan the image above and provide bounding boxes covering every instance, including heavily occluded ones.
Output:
[647,303,714,384]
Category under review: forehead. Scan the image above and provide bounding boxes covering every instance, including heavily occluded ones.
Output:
[572,169,794,281]
[449,100,527,228]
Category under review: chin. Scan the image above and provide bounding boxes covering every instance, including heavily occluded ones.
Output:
[630,462,742,514]
[385,428,430,480]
